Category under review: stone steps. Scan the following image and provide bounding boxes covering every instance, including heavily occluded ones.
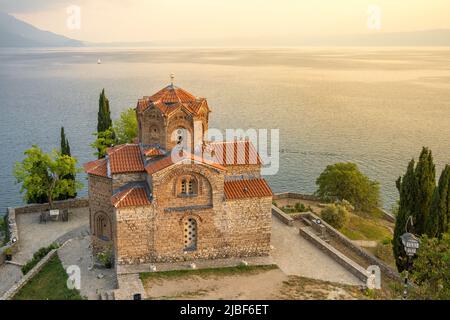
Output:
[98,290,115,300]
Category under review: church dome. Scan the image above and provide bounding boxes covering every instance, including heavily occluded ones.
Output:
[148,84,197,104]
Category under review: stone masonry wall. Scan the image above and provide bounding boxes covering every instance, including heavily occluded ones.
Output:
[223,164,261,180]
[112,172,147,190]
[88,174,114,254]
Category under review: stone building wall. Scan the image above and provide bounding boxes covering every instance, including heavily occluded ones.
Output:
[88,174,114,253]
[115,205,155,265]
[223,164,261,179]
[112,172,147,190]
[138,107,166,147]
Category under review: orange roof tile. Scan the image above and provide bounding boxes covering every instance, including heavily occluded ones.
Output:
[209,141,262,166]
[111,186,151,208]
[224,178,273,200]
[144,147,165,157]
[146,151,225,175]
[137,84,210,116]
[107,144,145,174]
[83,158,108,177]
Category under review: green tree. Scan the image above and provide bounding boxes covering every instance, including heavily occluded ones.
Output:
[315,162,380,212]
[60,126,71,157]
[91,128,116,159]
[320,204,349,229]
[14,146,82,208]
[410,234,450,300]
[427,165,450,238]
[414,147,436,234]
[393,159,418,272]
[57,127,76,200]
[114,107,138,144]
[97,89,113,133]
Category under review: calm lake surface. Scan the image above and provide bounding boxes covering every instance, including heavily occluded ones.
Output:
[1,47,450,214]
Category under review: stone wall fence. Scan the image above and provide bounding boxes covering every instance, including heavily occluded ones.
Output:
[0,208,19,265]
[299,211,401,282]
[0,249,57,300]
[273,192,320,202]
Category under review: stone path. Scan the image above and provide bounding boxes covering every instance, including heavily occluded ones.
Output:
[271,216,363,285]
[58,235,116,300]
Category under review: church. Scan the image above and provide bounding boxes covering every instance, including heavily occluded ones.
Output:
[84,81,273,265]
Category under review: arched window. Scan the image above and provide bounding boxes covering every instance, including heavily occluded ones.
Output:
[94,212,111,241]
[179,176,198,196]
[184,218,198,251]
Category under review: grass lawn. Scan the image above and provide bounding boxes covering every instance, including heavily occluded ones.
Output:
[140,264,278,281]
[13,255,83,300]
[340,213,392,241]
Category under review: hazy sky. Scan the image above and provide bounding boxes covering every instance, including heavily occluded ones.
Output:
[2,0,450,42]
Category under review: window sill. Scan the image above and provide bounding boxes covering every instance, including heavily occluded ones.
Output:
[177,193,198,198]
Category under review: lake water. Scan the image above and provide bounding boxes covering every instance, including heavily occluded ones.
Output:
[1,47,450,214]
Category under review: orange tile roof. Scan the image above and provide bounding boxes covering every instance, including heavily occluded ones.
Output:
[111,186,151,208]
[209,141,262,166]
[224,178,273,200]
[137,84,209,116]
[146,151,225,175]
[144,147,165,157]
[107,144,145,174]
[83,158,108,177]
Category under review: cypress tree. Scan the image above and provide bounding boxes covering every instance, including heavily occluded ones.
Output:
[414,147,436,234]
[97,89,113,133]
[60,127,71,156]
[427,165,450,237]
[393,159,418,272]
[58,127,76,200]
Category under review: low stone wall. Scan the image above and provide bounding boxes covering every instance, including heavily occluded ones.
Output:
[0,249,57,300]
[271,205,294,226]
[379,208,396,223]
[14,197,89,214]
[0,208,19,265]
[299,212,401,282]
[273,192,320,202]
[299,227,368,283]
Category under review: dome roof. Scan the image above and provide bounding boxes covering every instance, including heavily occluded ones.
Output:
[137,84,210,116]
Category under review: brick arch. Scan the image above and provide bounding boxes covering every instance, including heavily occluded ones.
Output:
[93,211,112,241]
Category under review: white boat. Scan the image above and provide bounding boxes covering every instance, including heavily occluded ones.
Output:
[97,59,102,64]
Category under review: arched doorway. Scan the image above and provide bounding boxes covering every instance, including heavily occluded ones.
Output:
[94,212,112,241]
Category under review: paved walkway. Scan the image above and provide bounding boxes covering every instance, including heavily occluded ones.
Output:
[58,235,116,300]
[271,216,363,285]
[14,208,89,264]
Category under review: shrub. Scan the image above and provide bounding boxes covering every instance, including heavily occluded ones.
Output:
[97,248,113,268]
[21,243,59,275]
[320,204,349,229]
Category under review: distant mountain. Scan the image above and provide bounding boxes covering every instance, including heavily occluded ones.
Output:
[0,11,83,47]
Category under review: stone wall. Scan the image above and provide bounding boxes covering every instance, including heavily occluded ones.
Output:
[0,249,57,300]
[13,198,89,214]
[0,208,19,265]
[271,205,294,226]
[223,164,261,179]
[300,211,401,282]
[272,192,320,202]
[112,172,146,190]
[88,174,114,254]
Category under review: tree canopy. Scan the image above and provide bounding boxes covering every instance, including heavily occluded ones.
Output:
[410,233,450,300]
[14,145,82,207]
[91,128,117,159]
[315,162,380,212]
[114,107,138,144]
[97,89,113,133]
